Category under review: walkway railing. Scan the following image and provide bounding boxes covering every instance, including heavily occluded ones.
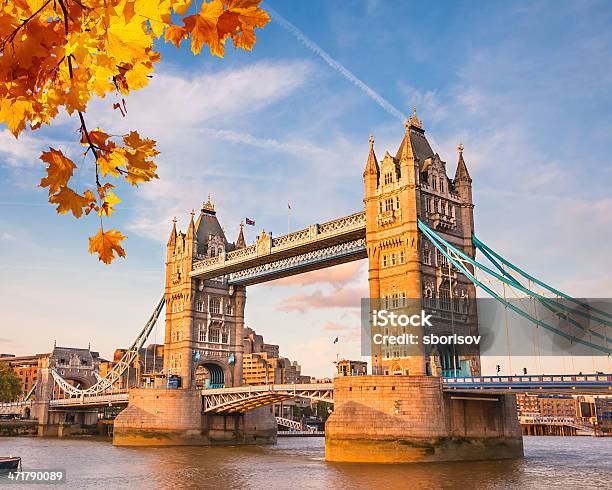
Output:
[443,373,612,393]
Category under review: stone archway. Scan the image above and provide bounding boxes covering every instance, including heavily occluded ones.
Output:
[195,362,225,389]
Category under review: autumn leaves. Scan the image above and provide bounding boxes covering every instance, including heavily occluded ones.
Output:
[0,0,269,263]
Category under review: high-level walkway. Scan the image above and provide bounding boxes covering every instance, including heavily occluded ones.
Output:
[190,211,366,285]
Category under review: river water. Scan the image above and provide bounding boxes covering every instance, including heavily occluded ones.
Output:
[0,436,610,489]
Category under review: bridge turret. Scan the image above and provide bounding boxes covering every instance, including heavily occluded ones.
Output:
[453,143,475,258]
[363,133,379,194]
[236,222,246,249]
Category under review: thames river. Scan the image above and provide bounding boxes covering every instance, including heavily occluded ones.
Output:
[1,436,611,489]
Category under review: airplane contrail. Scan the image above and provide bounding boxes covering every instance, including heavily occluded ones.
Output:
[264,3,406,122]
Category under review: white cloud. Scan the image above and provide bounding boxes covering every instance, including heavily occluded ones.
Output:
[0,130,45,168]
[87,60,315,140]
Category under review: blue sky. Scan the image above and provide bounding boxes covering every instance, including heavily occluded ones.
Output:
[1,0,611,376]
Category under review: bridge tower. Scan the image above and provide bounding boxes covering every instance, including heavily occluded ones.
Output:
[326,109,519,463]
[163,196,245,389]
[363,108,480,377]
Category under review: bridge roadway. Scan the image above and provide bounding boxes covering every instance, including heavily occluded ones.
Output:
[190,211,366,285]
[37,374,612,411]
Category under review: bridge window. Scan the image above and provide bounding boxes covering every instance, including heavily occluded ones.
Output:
[379,201,383,214]
[396,196,400,209]
[423,249,431,265]
[225,302,233,315]
[390,253,396,266]
[198,323,206,342]
[385,198,393,211]
[382,255,388,267]
[400,250,405,264]
[221,329,229,344]
[196,301,205,312]
[210,297,221,314]
[209,328,220,343]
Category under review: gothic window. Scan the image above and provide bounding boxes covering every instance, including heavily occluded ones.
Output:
[396,196,400,209]
[209,327,220,343]
[432,177,437,191]
[385,198,393,211]
[225,302,233,315]
[400,291,406,307]
[196,300,205,312]
[382,255,388,267]
[210,246,216,257]
[390,253,396,266]
[384,172,393,185]
[221,328,229,344]
[451,205,455,218]
[439,177,445,193]
[400,250,405,264]
[210,297,221,314]
[379,201,383,214]
[423,249,432,265]
[198,323,206,342]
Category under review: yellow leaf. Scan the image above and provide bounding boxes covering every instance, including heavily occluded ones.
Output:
[97,150,126,177]
[49,187,88,218]
[88,228,126,264]
[100,191,121,216]
[0,97,30,137]
[39,149,77,195]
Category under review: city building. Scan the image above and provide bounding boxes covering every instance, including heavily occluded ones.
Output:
[516,393,578,419]
[99,344,164,389]
[0,346,103,400]
[336,359,367,376]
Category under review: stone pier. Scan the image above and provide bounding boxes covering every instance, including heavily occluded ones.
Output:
[113,388,276,446]
[325,375,523,463]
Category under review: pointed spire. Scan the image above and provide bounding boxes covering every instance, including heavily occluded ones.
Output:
[236,221,246,249]
[186,210,195,239]
[363,133,379,177]
[397,121,415,162]
[167,217,177,246]
[454,143,472,182]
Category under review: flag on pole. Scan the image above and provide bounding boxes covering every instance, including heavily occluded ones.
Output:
[333,337,339,344]
[288,202,292,210]
[245,218,255,226]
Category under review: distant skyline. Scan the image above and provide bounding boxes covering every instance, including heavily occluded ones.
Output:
[1,1,611,377]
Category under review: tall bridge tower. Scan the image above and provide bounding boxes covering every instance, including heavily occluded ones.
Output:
[164,197,246,388]
[364,108,480,377]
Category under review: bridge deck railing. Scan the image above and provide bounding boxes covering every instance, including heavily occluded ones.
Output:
[443,374,611,385]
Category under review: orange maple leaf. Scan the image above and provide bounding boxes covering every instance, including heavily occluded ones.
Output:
[183,1,224,55]
[49,187,88,218]
[39,149,77,195]
[88,228,126,264]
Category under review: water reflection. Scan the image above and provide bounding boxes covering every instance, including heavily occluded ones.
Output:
[2,436,610,489]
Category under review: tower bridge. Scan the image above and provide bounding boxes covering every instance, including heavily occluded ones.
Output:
[7,107,611,463]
